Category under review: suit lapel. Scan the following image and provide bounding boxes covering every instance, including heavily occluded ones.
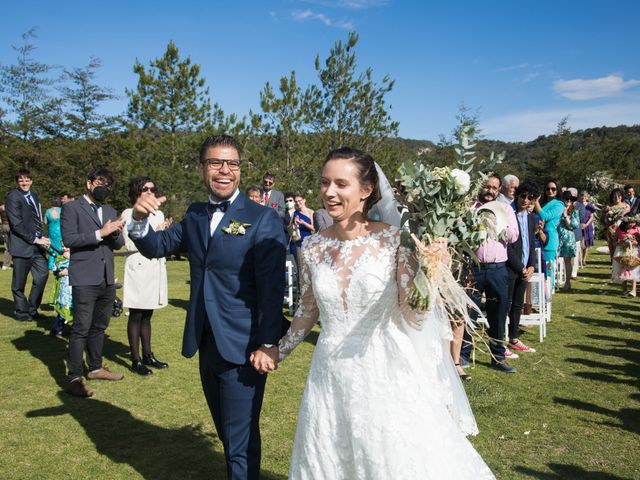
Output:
[208,193,247,252]
[80,197,102,228]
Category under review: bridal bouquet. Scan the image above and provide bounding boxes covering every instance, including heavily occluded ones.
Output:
[398,125,503,320]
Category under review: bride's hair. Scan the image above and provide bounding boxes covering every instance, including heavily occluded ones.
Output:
[324,147,381,215]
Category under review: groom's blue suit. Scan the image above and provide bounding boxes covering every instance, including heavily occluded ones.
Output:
[134,192,286,480]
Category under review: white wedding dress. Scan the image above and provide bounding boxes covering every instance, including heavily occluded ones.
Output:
[278,226,495,480]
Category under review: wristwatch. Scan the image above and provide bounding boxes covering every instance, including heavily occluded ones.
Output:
[262,344,275,349]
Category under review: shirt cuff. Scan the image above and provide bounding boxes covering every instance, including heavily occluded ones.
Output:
[95,230,102,241]
[128,217,150,239]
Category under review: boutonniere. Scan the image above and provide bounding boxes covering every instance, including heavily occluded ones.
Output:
[222,219,251,236]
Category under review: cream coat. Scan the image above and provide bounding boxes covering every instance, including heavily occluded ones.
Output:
[122,208,168,310]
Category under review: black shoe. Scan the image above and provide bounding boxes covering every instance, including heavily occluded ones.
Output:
[490,360,517,373]
[143,353,169,369]
[132,359,153,376]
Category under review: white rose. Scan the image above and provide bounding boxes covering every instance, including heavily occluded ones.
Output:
[451,169,471,195]
[237,225,246,235]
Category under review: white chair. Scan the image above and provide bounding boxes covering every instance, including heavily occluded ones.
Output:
[284,257,295,315]
[520,248,548,342]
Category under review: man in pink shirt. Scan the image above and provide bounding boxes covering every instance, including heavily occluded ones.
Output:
[462,174,519,373]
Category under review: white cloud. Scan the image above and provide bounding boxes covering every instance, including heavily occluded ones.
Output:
[482,102,640,142]
[302,0,387,9]
[292,9,354,29]
[553,75,640,100]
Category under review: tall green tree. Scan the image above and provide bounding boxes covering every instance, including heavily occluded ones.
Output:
[60,56,117,140]
[126,40,211,166]
[0,27,61,141]
[303,32,399,152]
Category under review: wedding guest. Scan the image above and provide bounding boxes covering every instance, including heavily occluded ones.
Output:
[293,194,315,259]
[506,180,537,355]
[44,196,63,270]
[575,191,596,265]
[497,174,519,205]
[558,190,580,291]
[625,185,640,215]
[246,185,263,205]
[284,192,297,255]
[611,216,640,297]
[534,179,564,282]
[601,188,630,260]
[5,168,50,321]
[49,247,72,336]
[60,192,74,205]
[62,167,126,397]
[260,172,285,218]
[462,174,519,373]
[122,177,170,375]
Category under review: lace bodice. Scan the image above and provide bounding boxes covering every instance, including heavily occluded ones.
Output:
[279,225,420,360]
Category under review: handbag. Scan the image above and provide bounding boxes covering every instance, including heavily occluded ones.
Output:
[287,215,302,242]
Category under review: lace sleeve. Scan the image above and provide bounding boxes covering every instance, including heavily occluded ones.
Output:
[396,243,425,329]
[278,244,319,361]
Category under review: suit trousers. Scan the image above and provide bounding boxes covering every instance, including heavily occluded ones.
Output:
[464,262,508,360]
[199,327,266,480]
[11,250,48,320]
[67,281,115,381]
[507,274,528,341]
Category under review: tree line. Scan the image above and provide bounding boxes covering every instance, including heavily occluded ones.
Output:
[1,28,639,216]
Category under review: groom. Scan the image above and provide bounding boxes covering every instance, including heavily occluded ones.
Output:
[130,135,286,479]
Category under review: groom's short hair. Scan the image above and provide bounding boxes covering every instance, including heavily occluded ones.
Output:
[199,134,242,163]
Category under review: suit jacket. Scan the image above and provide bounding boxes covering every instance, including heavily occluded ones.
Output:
[260,188,285,219]
[5,188,42,258]
[507,209,536,279]
[135,192,287,364]
[630,197,640,216]
[61,196,124,287]
[313,208,333,232]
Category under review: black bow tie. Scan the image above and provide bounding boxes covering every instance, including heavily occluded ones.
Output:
[208,201,230,215]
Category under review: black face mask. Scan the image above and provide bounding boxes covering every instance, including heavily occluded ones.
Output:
[91,186,111,203]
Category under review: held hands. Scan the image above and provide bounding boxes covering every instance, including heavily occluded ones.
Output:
[426,237,451,265]
[132,194,167,221]
[249,346,279,374]
[100,218,125,238]
[522,266,534,280]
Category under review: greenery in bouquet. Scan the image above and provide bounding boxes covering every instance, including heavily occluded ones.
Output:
[397,123,504,313]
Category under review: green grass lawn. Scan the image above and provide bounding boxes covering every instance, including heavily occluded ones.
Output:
[0,246,638,479]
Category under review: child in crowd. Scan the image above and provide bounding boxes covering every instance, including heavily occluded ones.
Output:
[49,247,73,336]
[611,216,640,297]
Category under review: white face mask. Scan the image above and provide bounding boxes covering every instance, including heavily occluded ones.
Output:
[286,200,294,208]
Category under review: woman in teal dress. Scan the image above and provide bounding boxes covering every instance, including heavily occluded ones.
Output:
[558,191,581,290]
[534,179,564,283]
[44,196,63,270]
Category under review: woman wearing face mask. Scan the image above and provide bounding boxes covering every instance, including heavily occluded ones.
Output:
[121,177,171,375]
[284,193,297,254]
[558,191,581,291]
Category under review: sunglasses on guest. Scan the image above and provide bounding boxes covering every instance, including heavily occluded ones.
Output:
[141,186,158,193]
[545,187,557,192]
[519,193,535,201]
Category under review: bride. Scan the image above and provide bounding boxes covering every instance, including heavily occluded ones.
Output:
[253,147,495,479]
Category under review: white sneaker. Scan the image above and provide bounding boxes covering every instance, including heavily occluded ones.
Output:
[504,348,519,359]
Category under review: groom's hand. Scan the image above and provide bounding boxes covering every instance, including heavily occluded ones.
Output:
[250,346,279,374]
[132,194,167,221]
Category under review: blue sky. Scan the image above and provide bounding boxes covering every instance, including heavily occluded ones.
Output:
[2,0,639,142]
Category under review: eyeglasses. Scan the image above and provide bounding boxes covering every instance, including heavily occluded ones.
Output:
[545,187,557,192]
[263,180,274,185]
[519,193,535,201]
[202,158,241,171]
[141,186,158,193]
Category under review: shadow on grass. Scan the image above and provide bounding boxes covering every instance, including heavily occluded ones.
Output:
[168,298,190,310]
[515,463,636,480]
[571,316,639,331]
[578,299,640,313]
[11,329,137,388]
[26,393,287,480]
[553,397,640,435]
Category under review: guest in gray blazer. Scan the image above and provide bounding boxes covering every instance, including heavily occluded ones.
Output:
[260,172,285,219]
[61,167,126,397]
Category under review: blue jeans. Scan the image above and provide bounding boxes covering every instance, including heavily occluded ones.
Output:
[461,262,508,361]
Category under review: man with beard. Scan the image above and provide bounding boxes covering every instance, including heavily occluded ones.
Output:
[260,172,285,219]
[461,174,519,373]
[62,167,126,397]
